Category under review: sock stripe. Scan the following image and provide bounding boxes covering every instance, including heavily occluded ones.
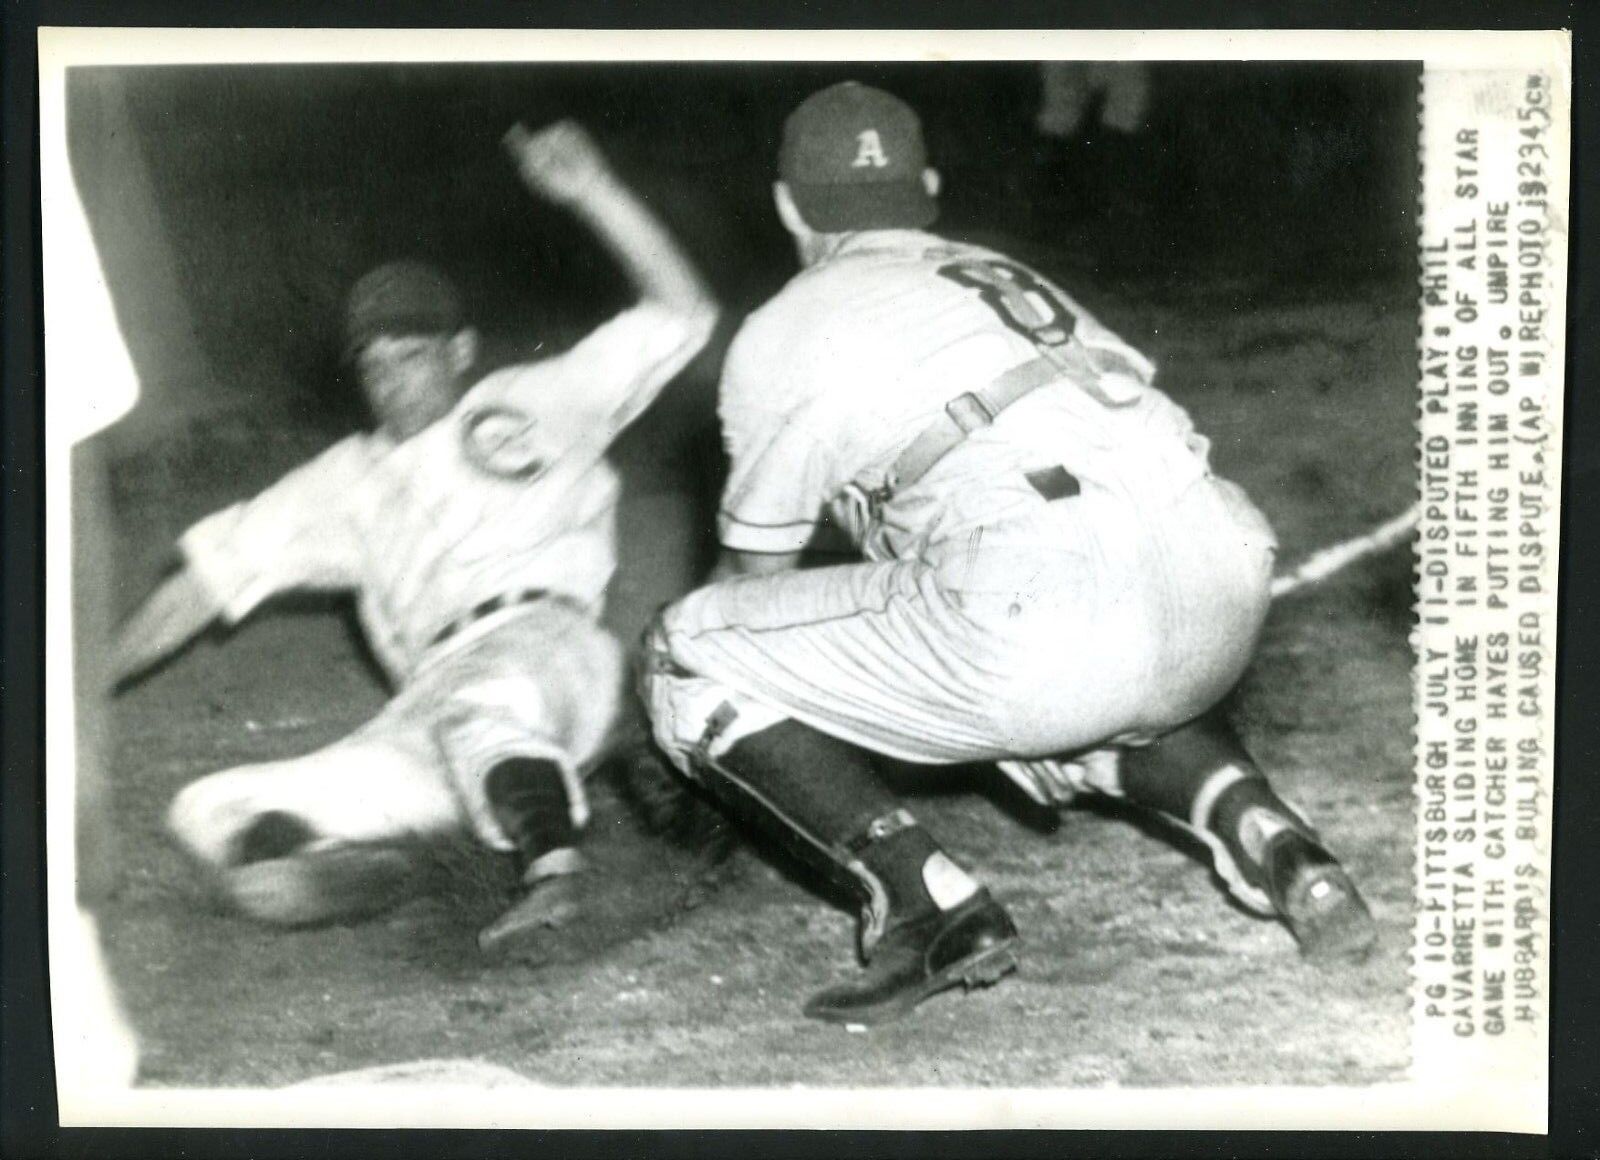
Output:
[1188,762,1254,834]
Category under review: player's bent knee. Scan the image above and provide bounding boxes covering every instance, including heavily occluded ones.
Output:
[637,621,790,778]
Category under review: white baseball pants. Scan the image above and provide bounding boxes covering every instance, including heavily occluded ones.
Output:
[649,477,1275,806]
[167,601,625,871]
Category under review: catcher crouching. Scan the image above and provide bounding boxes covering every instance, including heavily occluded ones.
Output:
[642,82,1378,1026]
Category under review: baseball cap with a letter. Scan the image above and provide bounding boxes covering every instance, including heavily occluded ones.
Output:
[778,82,938,232]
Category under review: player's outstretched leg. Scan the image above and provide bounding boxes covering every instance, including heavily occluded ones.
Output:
[1119,713,1378,964]
[166,756,450,927]
[476,757,587,960]
[692,719,1019,1025]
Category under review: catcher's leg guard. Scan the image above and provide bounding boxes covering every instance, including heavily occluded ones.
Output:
[699,720,1018,1025]
[477,758,586,959]
[644,614,1018,1020]
[700,722,908,910]
[1121,713,1377,963]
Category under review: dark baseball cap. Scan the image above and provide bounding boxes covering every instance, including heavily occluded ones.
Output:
[344,260,465,358]
[778,82,938,232]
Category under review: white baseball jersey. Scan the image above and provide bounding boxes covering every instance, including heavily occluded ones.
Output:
[182,302,708,684]
[166,301,712,881]
[653,229,1276,805]
[716,229,1212,564]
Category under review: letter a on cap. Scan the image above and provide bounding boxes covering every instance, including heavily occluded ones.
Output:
[852,129,890,168]
[779,83,938,230]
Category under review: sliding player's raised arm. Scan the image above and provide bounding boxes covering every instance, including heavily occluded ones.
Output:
[502,121,717,434]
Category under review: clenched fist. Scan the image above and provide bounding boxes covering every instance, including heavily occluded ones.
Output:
[503,120,614,205]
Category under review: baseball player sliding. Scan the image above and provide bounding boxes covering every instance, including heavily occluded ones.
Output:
[112,121,716,956]
[644,83,1378,1025]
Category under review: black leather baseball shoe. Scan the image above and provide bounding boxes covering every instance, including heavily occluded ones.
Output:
[802,889,1020,1025]
[478,852,587,961]
[1264,831,1378,964]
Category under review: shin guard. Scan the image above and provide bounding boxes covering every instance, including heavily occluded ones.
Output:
[697,719,959,955]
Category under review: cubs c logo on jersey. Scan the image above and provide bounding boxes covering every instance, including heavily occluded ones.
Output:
[852,129,890,168]
[460,404,547,479]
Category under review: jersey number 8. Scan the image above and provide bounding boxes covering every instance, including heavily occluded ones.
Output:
[938,257,1142,410]
[937,259,1077,352]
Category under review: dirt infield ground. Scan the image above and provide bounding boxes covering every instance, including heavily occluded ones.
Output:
[85,64,1418,1091]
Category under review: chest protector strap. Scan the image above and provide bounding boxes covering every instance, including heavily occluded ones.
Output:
[885,344,1097,496]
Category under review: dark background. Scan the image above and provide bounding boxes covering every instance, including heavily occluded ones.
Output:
[67,60,1420,443]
